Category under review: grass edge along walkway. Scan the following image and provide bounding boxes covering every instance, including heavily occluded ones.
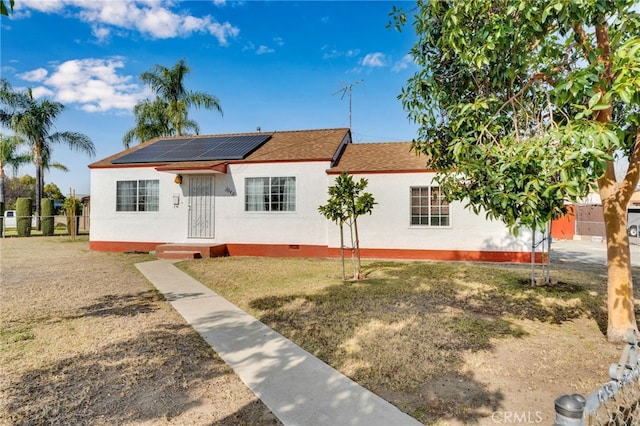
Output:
[135,259,422,426]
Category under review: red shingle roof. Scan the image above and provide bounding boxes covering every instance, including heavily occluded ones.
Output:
[89,128,351,169]
[89,129,432,174]
[329,142,431,174]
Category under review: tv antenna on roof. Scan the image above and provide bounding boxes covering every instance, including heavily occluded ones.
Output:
[333,79,363,129]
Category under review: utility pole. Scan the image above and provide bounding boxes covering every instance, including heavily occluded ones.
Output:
[333,80,363,129]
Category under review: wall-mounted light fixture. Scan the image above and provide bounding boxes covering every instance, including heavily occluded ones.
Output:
[174,174,183,184]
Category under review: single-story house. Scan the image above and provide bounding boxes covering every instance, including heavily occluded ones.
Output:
[88,128,537,262]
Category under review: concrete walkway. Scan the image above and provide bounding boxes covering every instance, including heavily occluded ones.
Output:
[136,260,421,426]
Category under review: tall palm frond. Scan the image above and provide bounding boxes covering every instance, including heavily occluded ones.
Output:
[124,59,223,146]
[0,133,31,206]
[0,78,95,223]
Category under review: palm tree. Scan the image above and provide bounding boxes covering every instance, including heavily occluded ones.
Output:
[0,133,31,209]
[40,144,70,173]
[0,78,95,226]
[123,98,173,149]
[1,0,14,16]
[123,59,223,147]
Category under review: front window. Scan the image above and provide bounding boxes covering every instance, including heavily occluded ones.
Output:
[116,180,159,212]
[411,186,449,226]
[245,177,296,212]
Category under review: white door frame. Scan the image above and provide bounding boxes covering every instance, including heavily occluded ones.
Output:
[188,175,214,238]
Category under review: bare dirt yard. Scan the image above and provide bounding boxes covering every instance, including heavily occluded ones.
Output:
[0,236,281,426]
[1,236,637,425]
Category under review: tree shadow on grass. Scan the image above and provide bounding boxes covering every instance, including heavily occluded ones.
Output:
[3,320,279,425]
[245,260,607,425]
[75,290,163,318]
[3,288,281,426]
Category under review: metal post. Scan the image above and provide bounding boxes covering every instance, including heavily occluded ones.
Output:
[554,394,585,426]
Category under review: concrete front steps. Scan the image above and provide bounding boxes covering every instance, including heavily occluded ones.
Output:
[155,243,228,260]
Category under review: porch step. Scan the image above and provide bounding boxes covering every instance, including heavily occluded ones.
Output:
[155,243,228,260]
[157,250,202,260]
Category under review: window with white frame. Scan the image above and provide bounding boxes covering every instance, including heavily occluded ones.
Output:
[245,177,296,212]
[410,186,449,226]
[116,180,159,212]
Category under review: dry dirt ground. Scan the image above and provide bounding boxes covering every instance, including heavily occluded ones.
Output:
[0,236,631,425]
[0,236,281,426]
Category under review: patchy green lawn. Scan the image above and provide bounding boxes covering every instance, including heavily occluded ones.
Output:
[178,256,639,425]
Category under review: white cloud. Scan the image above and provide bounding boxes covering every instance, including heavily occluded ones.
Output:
[30,86,55,98]
[322,49,340,59]
[392,54,415,72]
[206,21,240,46]
[361,52,386,68]
[17,68,48,82]
[17,0,65,13]
[91,25,111,43]
[273,36,284,46]
[322,47,361,60]
[256,45,274,55]
[16,0,240,45]
[23,57,149,113]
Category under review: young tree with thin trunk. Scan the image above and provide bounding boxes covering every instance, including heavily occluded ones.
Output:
[319,172,376,280]
[391,0,640,342]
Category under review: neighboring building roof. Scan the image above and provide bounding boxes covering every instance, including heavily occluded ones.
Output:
[89,128,351,169]
[328,142,432,174]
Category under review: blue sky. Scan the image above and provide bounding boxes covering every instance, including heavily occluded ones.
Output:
[0,0,419,196]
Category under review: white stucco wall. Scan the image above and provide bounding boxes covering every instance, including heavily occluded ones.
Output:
[90,167,189,243]
[327,172,534,253]
[91,164,534,254]
[90,161,333,246]
[215,162,331,245]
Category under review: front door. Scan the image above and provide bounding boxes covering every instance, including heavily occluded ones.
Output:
[188,176,214,238]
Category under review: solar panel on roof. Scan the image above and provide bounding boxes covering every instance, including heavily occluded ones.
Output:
[111,134,272,164]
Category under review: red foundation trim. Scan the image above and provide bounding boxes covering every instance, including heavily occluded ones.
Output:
[226,243,330,258]
[90,241,163,253]
[328,247,541,263]
[91,240,540,263]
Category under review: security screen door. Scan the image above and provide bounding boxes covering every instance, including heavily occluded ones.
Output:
[188,176,214,238]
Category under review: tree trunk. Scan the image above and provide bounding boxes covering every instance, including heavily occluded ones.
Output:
[0,165,5,205]
[592,21,639,342]
[602,194,637,342]
[339,222,346,280]
[34,148,42,231]
[353,216,362,279]
[599,131,640,343]
[530,224,536,286]
[0,165,4,235]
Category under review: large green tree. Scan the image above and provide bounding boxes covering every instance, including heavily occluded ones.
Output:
[123,59,223,148]
[0,133,30,209]
[393,0,640,342]
[5,175,35,209]
[0,78,95,226]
